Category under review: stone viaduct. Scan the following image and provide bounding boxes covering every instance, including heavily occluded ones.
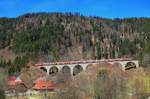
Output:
[34,58,139,76]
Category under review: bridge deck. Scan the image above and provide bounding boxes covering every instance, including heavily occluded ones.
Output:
[34,58,133,67]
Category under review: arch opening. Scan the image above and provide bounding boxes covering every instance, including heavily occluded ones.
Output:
[112,62,122,69]
[49,66,59,76]
[73,65,83,76]
[125,62,136,70]
[86,64,93,70]
[40,67,47,73]
[61,66,71,76]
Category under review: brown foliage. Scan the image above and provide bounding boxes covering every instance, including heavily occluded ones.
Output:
[20,66,47,88]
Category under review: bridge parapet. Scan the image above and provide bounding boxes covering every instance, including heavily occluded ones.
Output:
[34,58,133,66]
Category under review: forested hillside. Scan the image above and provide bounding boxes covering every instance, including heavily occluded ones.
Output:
[0,12,150,74]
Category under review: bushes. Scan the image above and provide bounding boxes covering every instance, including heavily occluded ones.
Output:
[0,89,5,99]
[56,65,150,99]
[94,68,127,99]
[0,69,7,99]
[8,56,28,75]
[0,60,8,68]
[0,56,28,76]
[128,70,150,99]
